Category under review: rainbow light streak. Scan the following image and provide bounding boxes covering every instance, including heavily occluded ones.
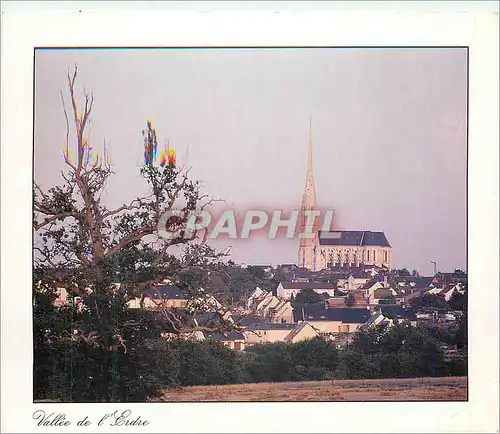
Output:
[168,147,176,166]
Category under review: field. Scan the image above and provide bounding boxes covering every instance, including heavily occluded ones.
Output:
[157,376,467,402]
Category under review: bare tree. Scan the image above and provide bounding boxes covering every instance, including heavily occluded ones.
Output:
[33,66,234,354]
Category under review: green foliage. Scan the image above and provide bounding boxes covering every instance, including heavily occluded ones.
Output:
[245,342,295,382]
[410,293,449,310]
[294,288,326,305]
[207,264,279,303]
[393,268,411,276]
[34,95,231,402]
[245,337,339,383]
[448,291,467,311]
[176,340,248,386]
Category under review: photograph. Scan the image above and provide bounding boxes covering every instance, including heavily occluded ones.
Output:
[32,47,469,404]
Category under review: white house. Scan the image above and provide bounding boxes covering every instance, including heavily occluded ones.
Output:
[276,282,336,300]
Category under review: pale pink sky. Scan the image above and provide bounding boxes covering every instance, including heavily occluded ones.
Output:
[34,48,467,275]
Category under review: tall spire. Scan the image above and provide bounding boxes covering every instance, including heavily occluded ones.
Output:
[298,115,319,270]
[303,114,316,206]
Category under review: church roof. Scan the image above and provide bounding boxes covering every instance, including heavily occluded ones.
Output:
[318,230,391,248]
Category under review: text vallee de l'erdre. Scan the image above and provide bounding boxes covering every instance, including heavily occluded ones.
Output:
[33,409,150,427]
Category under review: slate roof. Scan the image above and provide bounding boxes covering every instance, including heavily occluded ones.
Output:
[417,277,434,287]
[329,273,350,280]
[245,323,296,331]
[391,276,433,286]
[284,322,315,343]
[237,315,263,327]
[194,312,223,327]
[145,285,187,300]
[349,270,369,279]
[318,230,391,247]
[294,305,371,324]
[293,270,312,279]
[225,331,245,341]
[206,331,229,341]
[204,331,245,341]
[280,282,335,290]
[380,306,418,321]
[360,278,383,290]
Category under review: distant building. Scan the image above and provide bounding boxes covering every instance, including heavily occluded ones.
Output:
[276,282,336,300]
[246,287,294,323]
[364,306,418,329]
[242,322,318,345]
[204,331,246,351]
[297,119,392,271]
[294,305,372,334]
[316,230,392,270]
[127,284,188,309]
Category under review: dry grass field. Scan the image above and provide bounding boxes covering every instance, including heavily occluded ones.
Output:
[157,376,467,402]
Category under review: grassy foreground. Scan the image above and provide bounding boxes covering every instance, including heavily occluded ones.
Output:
[157,376,467,402]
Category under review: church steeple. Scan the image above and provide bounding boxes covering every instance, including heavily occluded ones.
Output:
[302,115,316,208]
[298,116,319,270]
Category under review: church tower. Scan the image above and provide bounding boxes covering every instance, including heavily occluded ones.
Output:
[298,117,319,270]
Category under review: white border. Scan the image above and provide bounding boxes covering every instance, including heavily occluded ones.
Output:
[1,2,499,433]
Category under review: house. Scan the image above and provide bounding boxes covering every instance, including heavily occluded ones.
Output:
[442,283,466,302]
[364,306,418,329]
[276,282,336,300]
[360,279,385,298]
[369,287,396,305]
[323,273,349,287]
[395,285,428,305]
[53,286,87,311]
[363,265,384,277]
[434,271,467,286]
[243,322,318,345]
[351,290,370,306]
[205,331,246,351]
[283,322,319,344]
[294,305,372,334]
[255,293,281,313]
[243,323,297,344]
[391,276,434,289]
[327,333,356,348]
[53,287,71,307]
[127,284,189,309]
[363,312,391,329]
[246,287,266,311]
[236,315,263,327]
[343,271,370,290]
[246,287,294,323]
[326,297,347,308]
[426,282,465,302]
[291,268,312,282]
[160,330,205,342]
[379,306,418,326]
[266,300,294,324]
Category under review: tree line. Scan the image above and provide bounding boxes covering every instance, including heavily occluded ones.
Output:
[35,318,467,402]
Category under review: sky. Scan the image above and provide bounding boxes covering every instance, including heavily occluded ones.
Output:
[34,48,467,275]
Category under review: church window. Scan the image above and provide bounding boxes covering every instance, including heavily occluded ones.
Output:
[367,251,370,261]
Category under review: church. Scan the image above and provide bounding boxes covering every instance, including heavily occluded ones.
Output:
[297,120,392,272]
